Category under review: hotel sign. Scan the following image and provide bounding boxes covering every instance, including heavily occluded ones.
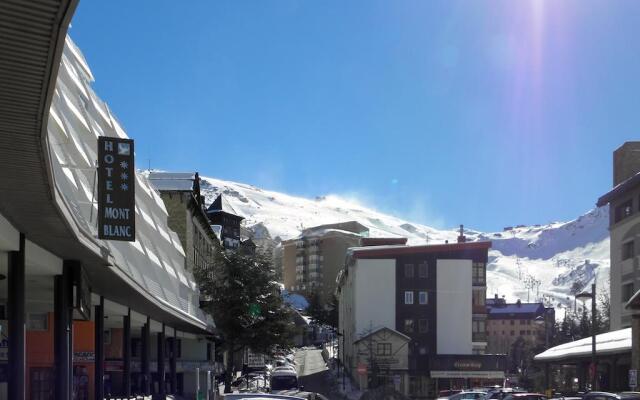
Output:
[98,137,135,241]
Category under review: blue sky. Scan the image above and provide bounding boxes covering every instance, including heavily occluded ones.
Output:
[70,1,640,232]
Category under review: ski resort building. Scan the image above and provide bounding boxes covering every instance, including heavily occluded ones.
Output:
[206,194,244,250]
[0,4,215,399]
[282,221,408,304]
[597,141,640,331]
[336,240,505,398]
[486,297,554,354]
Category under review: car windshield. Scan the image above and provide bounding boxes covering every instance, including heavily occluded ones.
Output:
[271,376,298,391]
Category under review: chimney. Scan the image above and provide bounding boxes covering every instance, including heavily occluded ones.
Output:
[613,142,640,186]
[457,224,466,243]
[516,299,522,307]
[495,293,499,300]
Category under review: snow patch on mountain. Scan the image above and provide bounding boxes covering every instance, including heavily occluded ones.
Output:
[196,175,610,311]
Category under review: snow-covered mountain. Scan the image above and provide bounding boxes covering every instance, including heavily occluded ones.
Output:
[197,175,610,311]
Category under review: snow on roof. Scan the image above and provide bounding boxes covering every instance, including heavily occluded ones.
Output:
[148,172,196,192]
[207,194,241,217]
[597,170,640,206]
[534,328,630,362]
[288,228,363,241]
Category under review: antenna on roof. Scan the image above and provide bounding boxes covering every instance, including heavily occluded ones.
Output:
[148,158,151,172]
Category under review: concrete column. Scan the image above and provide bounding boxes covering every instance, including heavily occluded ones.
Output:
[123,310,131,398]
[170,333,177,394]
[8,233,25,400]
[156,325,166,399]
[142,317,151,395]
[54,262,74,400]
[95,297,104,400]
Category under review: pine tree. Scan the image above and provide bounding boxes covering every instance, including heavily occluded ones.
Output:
[194,248,294,392]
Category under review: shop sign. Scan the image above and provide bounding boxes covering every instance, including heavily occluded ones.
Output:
[431,370,505,379]
[357,363,367,375]
[74,351,95,362]
[97,137,135,241]
[247,349,265,368]
[453,360,483,370]
[630,369,637,388]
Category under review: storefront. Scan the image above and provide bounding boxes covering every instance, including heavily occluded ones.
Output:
[429,355,507,392]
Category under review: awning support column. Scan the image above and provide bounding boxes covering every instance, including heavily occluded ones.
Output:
[156,324,166,399]
[95,296,104,400]
[54,261,74,400]
[170,331,177,394]
[123,309,131,398]
[142,316,151,395]
[8,233,25,400]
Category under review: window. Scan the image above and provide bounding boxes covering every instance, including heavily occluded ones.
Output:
[520,320,525,325]
[510,330,514,336]
[419,291,428,305]
[623,282,635,302]
[615,199,633,223]
[418,319,429,333]
[418,262,428,278]
[623,241,635,260]
[404,264,414,278]
[472,290,485,306]
[377,342,392,356]
[404,319,415,333]
[520,330,525,335]
[472,320,485,333]
[510,320,515,325]
[472,262,485,284]
[404,291,414,305]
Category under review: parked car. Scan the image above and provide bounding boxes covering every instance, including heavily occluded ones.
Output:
[582,392,640,400]
[439,390,464,399]
[486,388,526,400]
[448,391,488,400]
[502,393,547,400]
[270,369,301,393]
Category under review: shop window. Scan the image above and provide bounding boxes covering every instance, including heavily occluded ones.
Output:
[377,342,392,356]
[404,319,415,333]
[418,262,428,278]
[615,199,633,223]
[30,367,54,400]
[404,291,414,305]
[419,291,428,305]
[623,241,635,260]
[623,282,635,302]
[404,264,414,278]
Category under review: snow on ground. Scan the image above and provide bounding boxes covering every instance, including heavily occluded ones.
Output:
[191,174,610,313]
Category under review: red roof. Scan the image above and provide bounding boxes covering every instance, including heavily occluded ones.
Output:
[351,241,492,258]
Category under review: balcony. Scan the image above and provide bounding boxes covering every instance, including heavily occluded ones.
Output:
[472,332,487,342]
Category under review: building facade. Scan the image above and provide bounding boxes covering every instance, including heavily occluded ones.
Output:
[486,297,554,355]
[0,15,215,400]
[148,172,219,275]
[337,241,504,398]
[597,142,640,330]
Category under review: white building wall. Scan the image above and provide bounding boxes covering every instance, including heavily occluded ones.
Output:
[354,258,396,339]
[437,259,472,354]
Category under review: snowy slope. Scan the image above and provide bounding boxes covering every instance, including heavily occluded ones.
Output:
[197,175,609,310]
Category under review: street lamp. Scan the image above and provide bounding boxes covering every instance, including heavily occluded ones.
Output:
[535,309,552,393]
[576,283,597,391]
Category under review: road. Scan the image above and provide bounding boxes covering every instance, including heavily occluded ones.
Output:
[295,347,336,398]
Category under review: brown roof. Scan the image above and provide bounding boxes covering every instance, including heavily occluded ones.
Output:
[351,241,491,259]
[597,170,640,207]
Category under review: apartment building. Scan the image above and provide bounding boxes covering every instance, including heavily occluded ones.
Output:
[486,296,554,354]
[282,221,409,304]
[337,240,505,398]
[597,142,640,330]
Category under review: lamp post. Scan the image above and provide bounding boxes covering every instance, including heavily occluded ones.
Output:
[535,308,552,393]
[576,283,597,391]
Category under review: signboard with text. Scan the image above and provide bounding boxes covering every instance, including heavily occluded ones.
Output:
[97,137,135,241]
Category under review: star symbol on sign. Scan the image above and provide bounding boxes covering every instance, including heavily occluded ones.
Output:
[120,183,128,191]
[120,172,129,180]
[120,161,128,169]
